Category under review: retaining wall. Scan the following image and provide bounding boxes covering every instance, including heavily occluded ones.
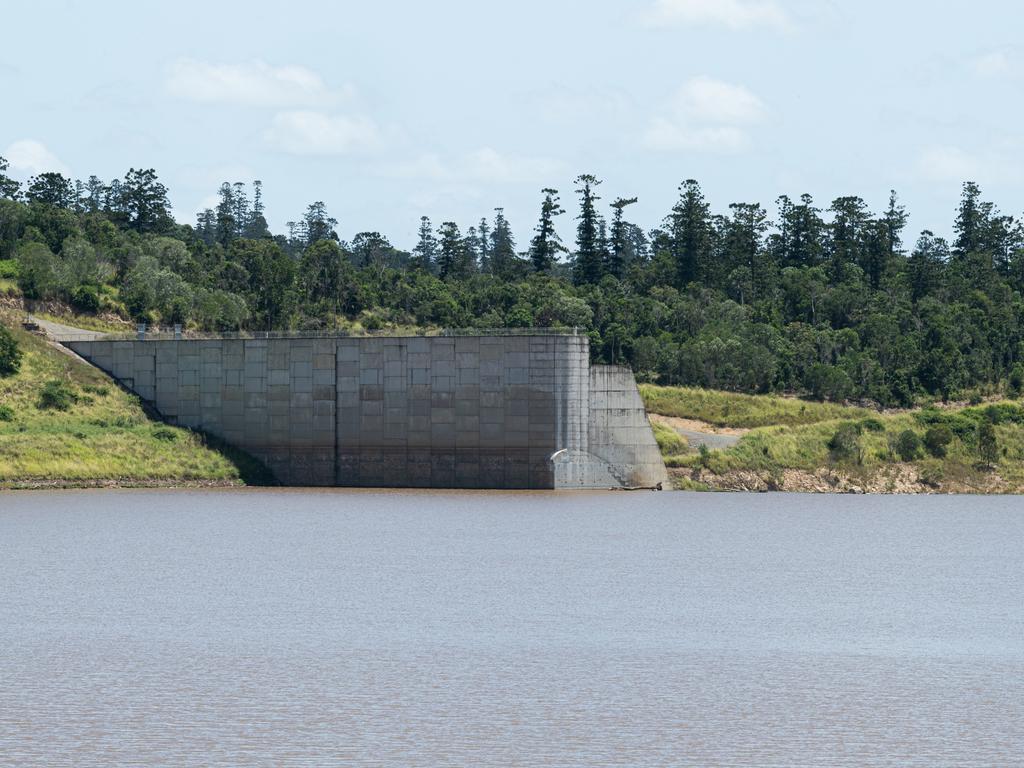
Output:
[64,334,668,490]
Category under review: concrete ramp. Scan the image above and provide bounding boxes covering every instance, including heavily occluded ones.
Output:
[63,332,668,490]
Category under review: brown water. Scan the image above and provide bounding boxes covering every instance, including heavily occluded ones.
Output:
[1,489,1021,766]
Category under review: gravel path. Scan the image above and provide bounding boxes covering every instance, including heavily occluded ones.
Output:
[649,413,746,451]
[29,315,107,341]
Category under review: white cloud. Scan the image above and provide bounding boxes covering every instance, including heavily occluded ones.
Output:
[464,147,562,184]
[917,144,1024,185]
[643,77,765,153]
[971,49,1013,77]
[383,147,562,185]
[263,110,383,155]
[166,59,349,107]
[644,0,790,30]
[3,139,70,176]
[918,146,980,182]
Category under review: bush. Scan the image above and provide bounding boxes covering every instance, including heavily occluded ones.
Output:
[978,421,999,468]
[37,379,79,411]
[828,422,862,464]
[859,417,885,432]
[71,284,101,313]
[0,325,22,377]
[81,384,109,396]
[0,403,13,421]
[893,429,922,461]
[924,425,954,458]
[152,427,178,442]
[0,258,19,279]
[1009,363,1024,396]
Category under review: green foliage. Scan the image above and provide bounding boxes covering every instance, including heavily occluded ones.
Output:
[827,422,863,464]
[640,384,869,428]
[924,425,954,458]
[71,284,101,313]
[0,324,22,376]
[6,167,1024,409]
[151,427,178,442]
[37,379,79,411]
[977,420,998,467]
[651,419,688,456]
[893,429,922,461]
[0,403,13,421]
[859,417,885,432]
[1009,364,1024,397]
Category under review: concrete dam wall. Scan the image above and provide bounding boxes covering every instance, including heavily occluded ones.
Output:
[64,333,669,490]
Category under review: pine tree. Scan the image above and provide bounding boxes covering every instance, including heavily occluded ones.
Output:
[303,201,338,246]
[411,216,437,272]
[460,227,480,277]
[666,179,711,288]
[0,156,21,200]
[215,183,237,245]
[489,208,518,280]
[120,168,171,233]
[572,174,603,284]
[434,222,462,280]
[84,176,105,213]
[772,194,825,269]
[607,196,637,279]
[477,217,491,273]
[436,221,462,279]
[529,188,565,273]
[827,196,870,280]
[884,190,908,257]
[721,202,770,300]
[25,172,75,208]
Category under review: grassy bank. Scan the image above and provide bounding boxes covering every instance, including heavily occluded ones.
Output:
[642,385,1024,493]
[638,384,871,428]
[0,310,268,488]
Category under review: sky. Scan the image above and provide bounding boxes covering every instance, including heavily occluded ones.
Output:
[2,0,1022,250]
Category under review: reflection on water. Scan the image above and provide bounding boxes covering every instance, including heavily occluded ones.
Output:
[1,490,1021,766]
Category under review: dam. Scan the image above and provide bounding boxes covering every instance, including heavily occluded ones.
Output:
[61,330,669,490]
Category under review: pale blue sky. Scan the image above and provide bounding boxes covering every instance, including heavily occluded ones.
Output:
[2,0,1021,249]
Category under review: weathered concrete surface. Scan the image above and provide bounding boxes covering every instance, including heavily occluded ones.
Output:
[64,334,668,489]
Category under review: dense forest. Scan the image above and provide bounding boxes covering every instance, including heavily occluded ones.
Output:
[2,154,1024,407]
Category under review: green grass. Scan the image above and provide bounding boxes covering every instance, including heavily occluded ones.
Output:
[650,418,688,458]
[640,384,871,428]
[0,311,267,487]
[0,278,18,297]
[642,384,1024,491]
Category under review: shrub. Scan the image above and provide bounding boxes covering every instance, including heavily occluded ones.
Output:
[924,425,953,458]
[893,429,922,461]
[37,379,79,411]
[152,427,178,442]
[859,417,885,432]
[1009,363,1024,397]
[81,384,109,396]
[978,421,998,468]
[698,443,712,469]
[0,403,13,421]
[828,422,862,464]
[0,325,22,377]
[0,259,19,279]
[71,284,102,314]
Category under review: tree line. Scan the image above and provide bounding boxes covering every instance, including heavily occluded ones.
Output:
[2,154,1024,406]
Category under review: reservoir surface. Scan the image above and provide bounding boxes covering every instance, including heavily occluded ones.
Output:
[1,490,1021,766]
